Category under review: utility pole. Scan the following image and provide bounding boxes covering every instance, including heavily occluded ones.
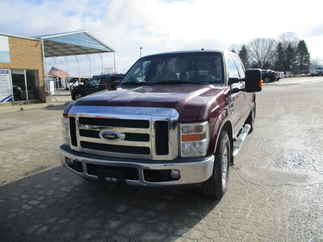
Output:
[139,47,143,57]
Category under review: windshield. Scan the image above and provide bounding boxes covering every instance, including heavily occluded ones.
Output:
[122,52,224,85]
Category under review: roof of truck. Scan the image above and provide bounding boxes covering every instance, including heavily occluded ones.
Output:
[142,50,234,58]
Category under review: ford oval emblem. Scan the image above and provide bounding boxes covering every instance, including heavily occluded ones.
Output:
[99,130,125,141]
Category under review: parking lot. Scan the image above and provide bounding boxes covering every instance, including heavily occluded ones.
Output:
[0,77,322,242]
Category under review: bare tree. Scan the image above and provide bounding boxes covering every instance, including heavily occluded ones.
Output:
[246,38,277,68]
[279,32,300,48]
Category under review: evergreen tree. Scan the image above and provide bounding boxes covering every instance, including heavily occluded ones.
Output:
[295,40,310,73]
[239,45,249,68]
[274,42,285,71]
[285,43,296,72]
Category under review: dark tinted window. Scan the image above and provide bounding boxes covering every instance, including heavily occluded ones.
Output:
[88,79,101,86]
[123,52,224,84]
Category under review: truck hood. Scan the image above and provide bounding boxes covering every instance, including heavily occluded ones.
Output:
[75,84,226,122]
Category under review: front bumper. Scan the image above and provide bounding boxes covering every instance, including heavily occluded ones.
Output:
[60,145,214,186]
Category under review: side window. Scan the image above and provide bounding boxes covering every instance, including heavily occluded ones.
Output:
[234,56,245,79]
[226,56,239,79]
[125,60,152,82]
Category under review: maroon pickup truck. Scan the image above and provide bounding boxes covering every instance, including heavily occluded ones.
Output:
[60,50,262,199]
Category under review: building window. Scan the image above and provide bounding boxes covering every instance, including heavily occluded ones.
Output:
[11,69,39,102]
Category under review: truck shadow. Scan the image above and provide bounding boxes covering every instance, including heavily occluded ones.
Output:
[43,102,70,111]
[0,166,219,242]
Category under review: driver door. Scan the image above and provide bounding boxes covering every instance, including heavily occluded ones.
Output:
[226,55,245,137]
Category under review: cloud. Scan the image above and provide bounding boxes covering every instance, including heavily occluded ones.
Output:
[1,0,323,75]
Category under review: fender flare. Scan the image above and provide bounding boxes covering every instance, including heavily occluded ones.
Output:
[212,113,233,154]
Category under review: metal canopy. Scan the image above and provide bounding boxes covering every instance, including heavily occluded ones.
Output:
[33,31,114,57]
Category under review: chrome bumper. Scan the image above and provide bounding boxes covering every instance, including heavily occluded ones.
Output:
[60,145,214,186]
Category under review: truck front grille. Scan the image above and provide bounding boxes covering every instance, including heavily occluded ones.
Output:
[69,117,77,146]
[78,117,149,128]
[80,141,150,155]
[79,129,150,142]
[154,121,169,155]
[67,106,179,160]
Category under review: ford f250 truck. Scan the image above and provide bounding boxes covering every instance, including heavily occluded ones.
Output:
[60,50,262,199]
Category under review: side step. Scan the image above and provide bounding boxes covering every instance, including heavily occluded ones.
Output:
[233,124,251,157]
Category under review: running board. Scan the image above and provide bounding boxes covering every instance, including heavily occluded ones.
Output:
[233,124,251,157]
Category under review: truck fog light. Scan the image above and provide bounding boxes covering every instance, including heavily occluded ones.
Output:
[170,169,180,179]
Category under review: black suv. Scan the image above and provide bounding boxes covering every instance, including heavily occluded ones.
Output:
[71,74,124,100]
[262,69,279,82]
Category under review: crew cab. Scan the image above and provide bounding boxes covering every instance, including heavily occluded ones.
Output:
[60,50,262,199]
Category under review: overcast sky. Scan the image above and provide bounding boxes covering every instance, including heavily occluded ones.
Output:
[1,0,323,75]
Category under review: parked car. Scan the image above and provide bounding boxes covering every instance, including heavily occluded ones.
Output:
[60,50,262,199]
[310,66,323,76]
[70,74,125,100]
[262,69,280,82]
[278,72,285,79]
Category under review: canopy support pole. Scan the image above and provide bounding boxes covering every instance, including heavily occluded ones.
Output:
[24,70,29,104]
[87,55,92,78]
[113,52,116,73]
[41,39,47,96]
[75,56,80,80]
[63,57,68,89]
[100,54,104,74]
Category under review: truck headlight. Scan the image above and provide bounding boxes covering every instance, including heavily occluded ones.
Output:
[62,116,70,145]
[180,122,209,157]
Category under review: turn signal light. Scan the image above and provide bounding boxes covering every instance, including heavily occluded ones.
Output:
[259,80,264,87]
[181,133,206,142]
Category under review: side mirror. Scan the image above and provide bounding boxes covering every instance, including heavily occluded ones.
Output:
[244,69,263,92]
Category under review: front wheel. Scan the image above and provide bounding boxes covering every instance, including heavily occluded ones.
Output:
[201,131,231,200]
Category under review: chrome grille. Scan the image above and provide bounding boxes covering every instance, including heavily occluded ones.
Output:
[67,106,179,160]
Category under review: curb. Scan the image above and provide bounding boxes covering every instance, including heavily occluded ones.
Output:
[0,102,69,114]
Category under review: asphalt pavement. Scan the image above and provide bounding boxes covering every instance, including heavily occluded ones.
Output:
[0,77,322,242]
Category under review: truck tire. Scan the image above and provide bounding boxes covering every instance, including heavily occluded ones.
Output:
[201,130,231,200]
